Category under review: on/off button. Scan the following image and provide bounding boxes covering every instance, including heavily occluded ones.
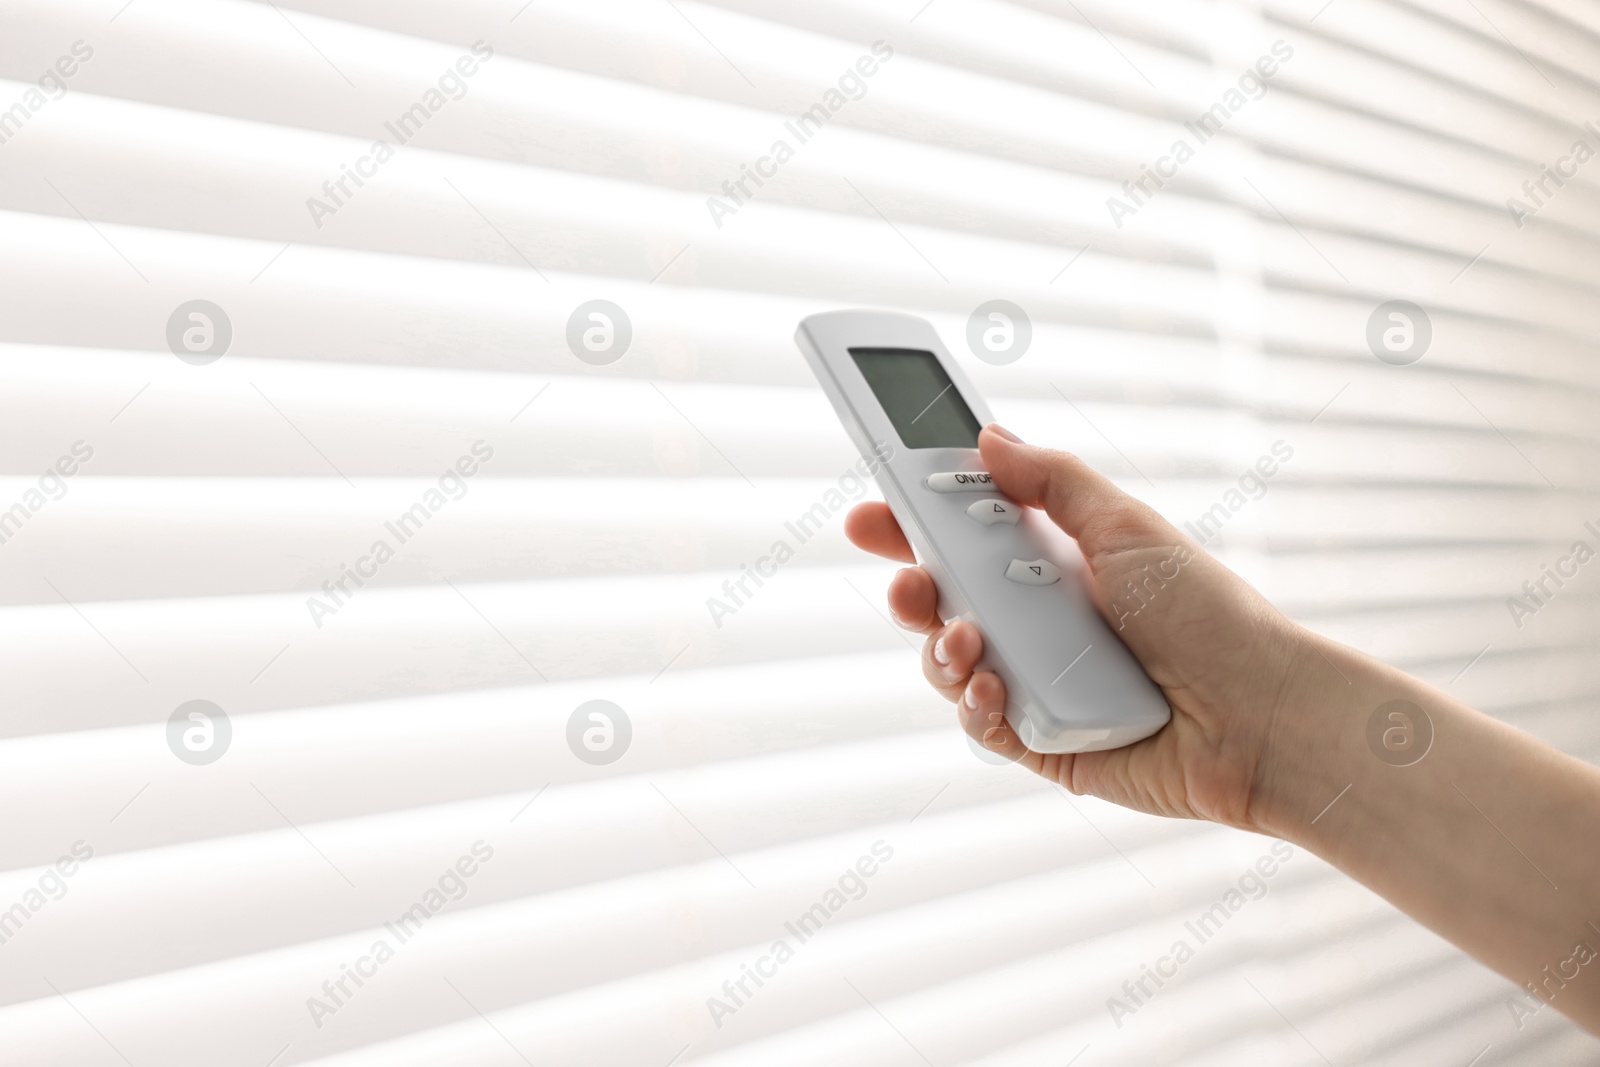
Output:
[926,472,993,492]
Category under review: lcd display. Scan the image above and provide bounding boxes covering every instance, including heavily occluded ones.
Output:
[849,348,982,449]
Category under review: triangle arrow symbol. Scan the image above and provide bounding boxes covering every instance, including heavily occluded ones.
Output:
[1030,565,1041,575]
[993,504,1005,513]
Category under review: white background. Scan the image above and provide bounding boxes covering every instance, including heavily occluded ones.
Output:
[1,0,1599,1064]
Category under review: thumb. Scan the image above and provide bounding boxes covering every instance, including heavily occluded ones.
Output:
[977,424,1172,559]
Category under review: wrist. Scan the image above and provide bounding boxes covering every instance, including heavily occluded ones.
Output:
[1244,622,1392,843]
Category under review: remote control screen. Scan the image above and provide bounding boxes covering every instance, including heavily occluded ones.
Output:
[849,348,982,449]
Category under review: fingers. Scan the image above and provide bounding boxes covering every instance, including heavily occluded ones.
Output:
[923,619,982,699]
[978,425,1172,555]
[885,564,986,704]
[884,567,983,699]
[886,570,987,713]
[844,502,914,563]
[881,563,1037,768]
[956,670,1033,764]
[886,566,939,634]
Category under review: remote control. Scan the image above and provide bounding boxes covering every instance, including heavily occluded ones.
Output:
[795,309,1171,753]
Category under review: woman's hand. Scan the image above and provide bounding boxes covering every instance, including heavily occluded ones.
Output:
[850,425,1600,1034]
[844,425,1314,832]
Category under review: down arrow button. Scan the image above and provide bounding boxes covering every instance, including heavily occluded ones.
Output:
[1005,558,1061,586]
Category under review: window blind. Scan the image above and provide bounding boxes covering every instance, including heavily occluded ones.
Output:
[1,0,1598,1063]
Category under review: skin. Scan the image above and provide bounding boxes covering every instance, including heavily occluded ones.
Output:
[847,424,1600,1035]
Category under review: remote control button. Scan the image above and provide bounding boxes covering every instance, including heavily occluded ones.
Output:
[1005,558,1060,586]
[926,471,993,492]
[967,499,1021,526]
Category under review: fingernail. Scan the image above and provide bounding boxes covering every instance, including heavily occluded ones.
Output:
[986,423,1022,443]
[932,634,950,666]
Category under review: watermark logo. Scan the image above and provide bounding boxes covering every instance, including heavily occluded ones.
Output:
[1182,441,1295,547]
[1365,699,1432,767]
[166,300,232,365]
[566,700,631,766]
[1117,442,1294,628]
[1505,124,1600,229]
[306,841,495,1028]
[706,840,894,1027]
[1107,841,1295,1027]
[1109,543,1194,631]
[0,841,94,947]
[966,300,1032,365]
[706,42,894,228]
[307,441,495,628]
[705,444,893,629]
[1506,522,1600,630]
[566,300,632,366]
[1508,922,1600,1029]
[1366,300,1430,366]
[0,40,94,148]
[0,440,94,548]
[306,42,495,229]
[967,732,1012,765]
[1107,41,1294,228]
[167,700,231,766]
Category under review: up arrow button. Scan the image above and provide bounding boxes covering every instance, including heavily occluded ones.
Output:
[966,498,1021,526]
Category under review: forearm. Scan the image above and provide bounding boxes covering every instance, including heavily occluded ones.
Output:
[1253,626,1600,1032]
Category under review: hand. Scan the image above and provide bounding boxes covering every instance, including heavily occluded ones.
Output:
[844,425,1311,831]
[850,426,1600,1035]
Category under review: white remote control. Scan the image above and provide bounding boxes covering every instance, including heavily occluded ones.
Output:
[795,309,1171,753]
